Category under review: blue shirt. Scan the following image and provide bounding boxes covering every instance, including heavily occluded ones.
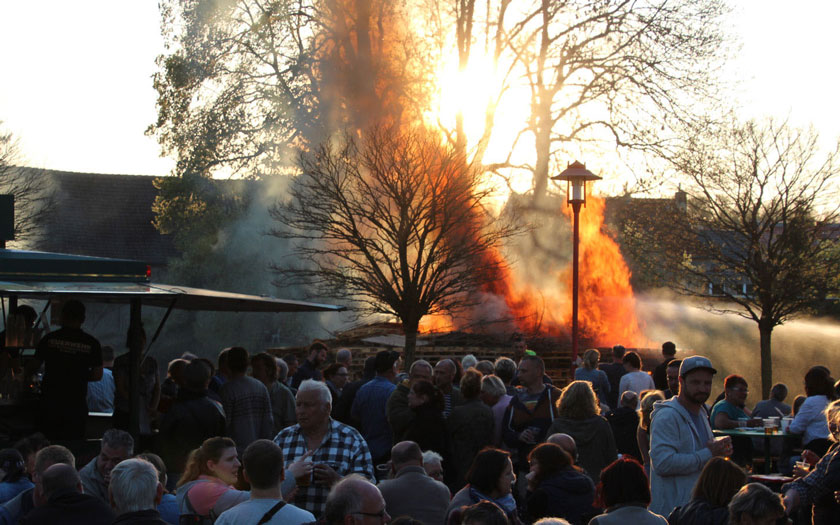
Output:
[157,493,178,524]
[351,376,396,460]
[0,479,32,506]
[709,399,747,429]
[87,368,115,413]
[574,367,611,402]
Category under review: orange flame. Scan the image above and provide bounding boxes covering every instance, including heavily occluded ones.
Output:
[421,196,647,348]
[561,196,646,346]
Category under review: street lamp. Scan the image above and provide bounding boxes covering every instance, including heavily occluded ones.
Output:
[551,161,601,368]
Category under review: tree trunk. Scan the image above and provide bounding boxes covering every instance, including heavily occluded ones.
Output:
[758,318,774,400]
[403,317,419,368]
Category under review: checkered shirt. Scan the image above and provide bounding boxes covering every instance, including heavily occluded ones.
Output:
[782,442,840,506]
[273,418,375,517]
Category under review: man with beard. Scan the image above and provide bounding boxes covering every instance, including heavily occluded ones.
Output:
[663,359,682,399]
[649,356,733,517]
[290,342,328,389]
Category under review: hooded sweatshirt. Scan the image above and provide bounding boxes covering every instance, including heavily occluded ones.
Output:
[546,416,617,483]
[648,397,714,517]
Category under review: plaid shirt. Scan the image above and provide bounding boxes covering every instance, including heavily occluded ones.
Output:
[220,376,274,454]
[274,418,375,516]
[783,442,840,506]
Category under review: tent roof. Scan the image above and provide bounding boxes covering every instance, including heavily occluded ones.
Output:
[0,249,344,313]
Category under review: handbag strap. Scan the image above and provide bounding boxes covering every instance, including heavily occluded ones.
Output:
[257,500,287,525]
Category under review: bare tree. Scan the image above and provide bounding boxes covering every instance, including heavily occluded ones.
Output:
[0,124,53,246]
[624,119,840,397]
[271,124,518,363]
[507,0,730,203]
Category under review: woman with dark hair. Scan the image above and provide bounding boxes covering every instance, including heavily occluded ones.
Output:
[547,381,617,482]
[446,448,519,525]
[404,379,449,457]
[525,443,595,525]
[176,437,249,522]
[668,457,747,525]
[0,449,33,504]
[589,457,666,524]
[448,369,495,490]
[790,366,834,456]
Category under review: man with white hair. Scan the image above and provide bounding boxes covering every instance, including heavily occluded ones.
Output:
[108,458,168,524]
[274,380,375,517]
[335,348,352,369]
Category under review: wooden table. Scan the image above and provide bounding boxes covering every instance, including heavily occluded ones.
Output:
[713,428,795,474]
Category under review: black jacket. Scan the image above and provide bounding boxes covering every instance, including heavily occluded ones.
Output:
[527,468,597,525]
[668,498,728,525]
[19,489,114,525]
[605,406,642,461]
[112,509,170,525]
[159,388,226,473]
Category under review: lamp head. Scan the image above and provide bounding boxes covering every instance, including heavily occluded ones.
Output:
[552,161,602,205]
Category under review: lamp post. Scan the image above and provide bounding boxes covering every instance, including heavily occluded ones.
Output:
[551,161,601,367]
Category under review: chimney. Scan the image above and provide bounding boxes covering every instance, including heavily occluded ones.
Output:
[674,189,687,212]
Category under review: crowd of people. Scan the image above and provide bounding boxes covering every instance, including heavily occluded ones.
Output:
[3,302,840,524]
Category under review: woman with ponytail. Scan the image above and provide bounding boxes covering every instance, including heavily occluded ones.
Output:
[176,437,249,523]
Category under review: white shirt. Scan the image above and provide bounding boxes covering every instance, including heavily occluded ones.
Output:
[619,370,655,399]
[215,498,314,525]
[789,395,830,446]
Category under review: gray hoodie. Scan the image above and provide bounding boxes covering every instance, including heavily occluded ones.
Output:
[648,397,713,517]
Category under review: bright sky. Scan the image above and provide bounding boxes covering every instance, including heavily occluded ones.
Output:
[0,1,838,177]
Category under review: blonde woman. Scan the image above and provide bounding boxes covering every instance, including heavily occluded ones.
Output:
[176,437,249,522]
[573,349,611,406]
[637,390,666,476]
[546,381,617,483]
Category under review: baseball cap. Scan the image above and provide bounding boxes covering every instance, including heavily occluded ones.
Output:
[679,355,717,377]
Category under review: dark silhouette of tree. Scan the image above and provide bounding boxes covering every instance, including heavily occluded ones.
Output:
[0,124,53,246]
[271,124,518,363]
[623,119,840,398]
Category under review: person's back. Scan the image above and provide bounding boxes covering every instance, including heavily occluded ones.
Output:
[160,362,226,476]
[30,300,103,441]
[20,464,114,525]
[447,371,494,489]
[378,462,450,525]
[599,345,628,409]
[668,498,728,525]
[605,402,641,461]
[351,351,398,463]
[220,348,273,454]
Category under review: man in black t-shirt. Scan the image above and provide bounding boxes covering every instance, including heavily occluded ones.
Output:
[27,300,103,442]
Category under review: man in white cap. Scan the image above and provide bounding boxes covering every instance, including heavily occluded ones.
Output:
[648,356,733,516]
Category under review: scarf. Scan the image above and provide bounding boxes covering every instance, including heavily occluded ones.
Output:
[469,486,518,516]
